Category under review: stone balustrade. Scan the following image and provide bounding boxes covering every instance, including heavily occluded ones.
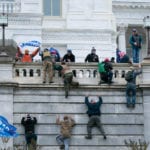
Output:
[13,62,141,85]
[0,0,20,13]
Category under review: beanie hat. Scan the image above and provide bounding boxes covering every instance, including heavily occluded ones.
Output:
[119,51,126,58]
[104,58,110,62]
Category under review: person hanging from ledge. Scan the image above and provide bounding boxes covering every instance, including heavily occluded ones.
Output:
[125,64,142,108]
[16,46,40,62]
[21,114,37,149]
[56,62,79,98]
[84,95,107,140]
[98,58,113,84]
[56,115,75,150]
[41,48,54,84]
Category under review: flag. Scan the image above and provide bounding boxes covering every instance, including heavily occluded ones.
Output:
[0,116,18,137]
[20,40,41,48]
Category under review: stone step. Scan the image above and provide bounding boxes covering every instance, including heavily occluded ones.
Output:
[14,103,143,114]
[15,124,143,135]
[14,114,144,124]
[13,87,144,149]
[14,95,143,103]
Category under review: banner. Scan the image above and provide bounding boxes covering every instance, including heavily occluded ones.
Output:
[0,116,18,137]
[20,40,41,48]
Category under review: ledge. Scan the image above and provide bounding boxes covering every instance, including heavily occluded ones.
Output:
[0,81,18,87]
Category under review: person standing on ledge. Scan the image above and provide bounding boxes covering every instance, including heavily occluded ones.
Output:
[129,28,142,63]
[84,95,107,140]
[42,48,54,84]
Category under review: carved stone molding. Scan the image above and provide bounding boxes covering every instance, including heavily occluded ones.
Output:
[0,0,21,13]
[117,23,128,34]
[113,1,150,9]
[42,31,111,43]
[8,14,42,26]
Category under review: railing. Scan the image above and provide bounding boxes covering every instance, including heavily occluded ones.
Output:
[0,0,20,13]
[13,62,141,85]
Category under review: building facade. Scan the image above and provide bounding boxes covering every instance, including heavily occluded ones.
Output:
[0,0,149,61]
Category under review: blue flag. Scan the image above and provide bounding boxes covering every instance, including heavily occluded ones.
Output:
[20,40,41,48]
[0,116,18,137]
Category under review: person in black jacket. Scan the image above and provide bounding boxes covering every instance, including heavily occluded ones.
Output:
[21,114,37,147]
[85,47,99,62]
[62,49,75,62]
[84,95,106,140]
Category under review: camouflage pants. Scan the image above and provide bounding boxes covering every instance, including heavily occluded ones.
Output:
[63,72,73,98]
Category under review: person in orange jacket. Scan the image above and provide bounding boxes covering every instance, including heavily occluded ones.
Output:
[17,47,40,62]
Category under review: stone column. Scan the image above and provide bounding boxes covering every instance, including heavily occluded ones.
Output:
[0,55,17,148]
[117,23,128,52]
[141,61,150,150]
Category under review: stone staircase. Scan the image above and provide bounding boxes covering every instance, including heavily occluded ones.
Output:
[13,84,144,150]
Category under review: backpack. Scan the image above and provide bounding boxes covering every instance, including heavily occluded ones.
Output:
[125,71,134,82]
[98,63,106,73]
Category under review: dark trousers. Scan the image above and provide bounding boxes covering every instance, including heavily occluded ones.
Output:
[87,115,106,137]
[64,73,73,97]
[126,83,136,105]
[100,71,113,83]
[63,72,79,97]
[25,133,37,145]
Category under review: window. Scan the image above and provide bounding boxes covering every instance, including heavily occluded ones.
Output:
[43,0,61,16]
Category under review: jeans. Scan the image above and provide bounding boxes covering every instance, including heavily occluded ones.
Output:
[100,71,113,83]
[87,115,106,137]
[56,135,70,150]
[132,48,140,63]
[126,83,136,105]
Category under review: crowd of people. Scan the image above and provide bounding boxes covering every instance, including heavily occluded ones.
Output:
[19,29,142,149]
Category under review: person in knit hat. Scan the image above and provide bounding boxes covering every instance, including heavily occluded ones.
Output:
[119,51,132,64]
[98,58,113,84]
[56,115,75,150]
[125,64,142,108]
[85,47,99,62]
[129,29,142,63]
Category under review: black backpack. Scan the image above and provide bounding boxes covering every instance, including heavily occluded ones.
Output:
[125,71,134,82]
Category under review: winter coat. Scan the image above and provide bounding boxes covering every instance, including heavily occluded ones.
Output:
[21,117,37,134]
[57,118,75,138]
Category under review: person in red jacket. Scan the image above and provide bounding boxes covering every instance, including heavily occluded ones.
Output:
[17,47,40,62]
